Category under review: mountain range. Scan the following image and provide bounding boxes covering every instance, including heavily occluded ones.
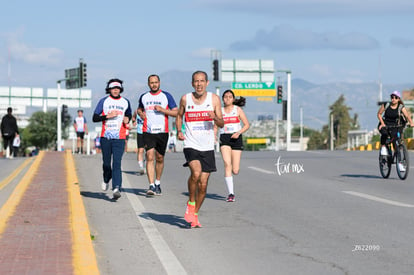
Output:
[119,70,414,132]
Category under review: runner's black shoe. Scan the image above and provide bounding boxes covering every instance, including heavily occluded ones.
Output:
[146,185,156,196]
[155,184,162,195]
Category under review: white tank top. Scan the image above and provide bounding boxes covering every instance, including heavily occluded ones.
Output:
[220,105,242,134]
[184,92,215,151]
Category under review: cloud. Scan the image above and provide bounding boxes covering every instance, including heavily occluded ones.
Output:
[390,37,414,48]
[192,0,414,17]
[229,25,379,51]
[6,31,63,66]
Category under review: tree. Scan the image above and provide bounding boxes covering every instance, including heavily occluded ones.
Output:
[291,126,318,137]
[307,94,359,150]
[22,109,71,150]
[328,94,358,148]
[307,131,328,150]
[23,110,57,149]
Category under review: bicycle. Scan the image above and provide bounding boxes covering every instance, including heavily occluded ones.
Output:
[379,125,410,180]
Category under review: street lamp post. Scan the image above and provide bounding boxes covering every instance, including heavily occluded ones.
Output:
[277,70,292,150]
[300,106,303,150]
[57,79,64,151]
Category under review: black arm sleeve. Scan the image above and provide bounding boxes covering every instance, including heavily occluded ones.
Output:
[93,113,107,122]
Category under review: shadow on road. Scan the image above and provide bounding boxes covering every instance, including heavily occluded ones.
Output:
[139,212,190,228]
[80,191,114,202]
[181,192,226,201]
[123,170,146,176]
[122,187,148,197]
[81,187,148,202]
[340,174,383,179]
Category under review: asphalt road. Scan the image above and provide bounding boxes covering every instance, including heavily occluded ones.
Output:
[72,150,414,275]
[2,150,413,275]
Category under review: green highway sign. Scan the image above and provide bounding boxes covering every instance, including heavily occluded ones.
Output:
[232,82,276,97]
[232,82,275,89]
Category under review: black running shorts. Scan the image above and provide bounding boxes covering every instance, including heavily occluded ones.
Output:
[76,132,85,139]
[183,148,217,173]
[136,133,144,149]
[143,132,169,155]
[219,133,243,150]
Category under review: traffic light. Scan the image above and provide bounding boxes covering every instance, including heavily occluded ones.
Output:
[213,59,219,81]
[80,61,87,87]
[282,100,287,120]
[277,85,283,103]
[61,104,70,124]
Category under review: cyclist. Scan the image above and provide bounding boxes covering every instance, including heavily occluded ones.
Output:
[377,91,414,157]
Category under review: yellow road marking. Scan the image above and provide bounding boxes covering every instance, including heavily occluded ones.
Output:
[0,151,44,236]
[0,158,33,190]
[65,150,99,275]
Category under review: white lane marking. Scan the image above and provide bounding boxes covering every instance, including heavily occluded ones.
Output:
[342,191,414,208]
[123,175,187,275]
[248,166,275,174]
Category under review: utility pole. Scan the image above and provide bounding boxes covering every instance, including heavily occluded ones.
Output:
[300,106,303,151]
[286,71,291,151]
[277,70,292,150]
[330,113,334,151]
[275,113,279,151]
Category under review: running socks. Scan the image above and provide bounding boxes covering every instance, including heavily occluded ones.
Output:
[225,176,234,195]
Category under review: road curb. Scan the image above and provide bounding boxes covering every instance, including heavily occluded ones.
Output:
[66,150,100,275]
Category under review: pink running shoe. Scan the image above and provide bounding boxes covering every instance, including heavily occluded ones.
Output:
[184,202,195,223]
[191,214,202,228]
[226,194,235,202]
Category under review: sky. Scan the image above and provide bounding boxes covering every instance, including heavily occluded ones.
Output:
[1,0,414,108]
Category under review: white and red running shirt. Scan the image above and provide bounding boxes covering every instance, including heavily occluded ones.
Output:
[94,95,132,139]
[183,92,215,151]
[138,90,177,134]
[219,105,242,135]
[74,116,87,133]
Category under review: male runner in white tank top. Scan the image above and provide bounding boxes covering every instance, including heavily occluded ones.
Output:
[176,71,224,228]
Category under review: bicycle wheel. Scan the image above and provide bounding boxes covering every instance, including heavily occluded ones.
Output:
[379,148,392,178]
[396,143,409,180]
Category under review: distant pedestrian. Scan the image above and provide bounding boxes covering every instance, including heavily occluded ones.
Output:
[132,110,145,174]
[137,74,178,196]
[1,107,19,159]
[214,89,250,202]
[73,109,88,154]
[176,71,224,228]
[93,78,132,200]
[12,134,20,157]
